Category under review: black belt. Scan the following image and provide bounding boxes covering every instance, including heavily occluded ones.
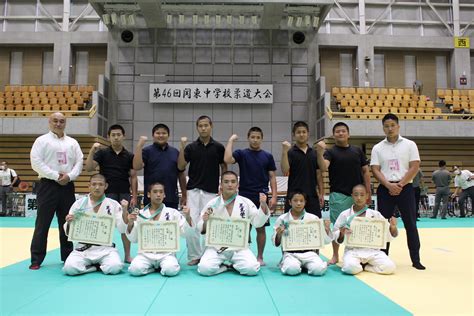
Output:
[389,181,400,183]
[76,243,115,252]
[288,249,317,254]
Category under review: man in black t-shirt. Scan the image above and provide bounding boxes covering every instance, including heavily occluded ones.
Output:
[281,121,327,217]
[321,122,371,265]
[178,115,227,265]
[85,124,137,263]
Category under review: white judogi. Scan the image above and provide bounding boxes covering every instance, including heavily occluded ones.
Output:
[273,212,332,276]
[185,189,217,261]
[197,195,270,276]
[62,196,127,275]
[333,207,396,275]
[127,205,193,277]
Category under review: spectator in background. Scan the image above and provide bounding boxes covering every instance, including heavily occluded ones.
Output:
[0,161,18,214]
[431,160,451,219]
[412,169,424,220]
[451,166,474,218]
[413,80,423,95]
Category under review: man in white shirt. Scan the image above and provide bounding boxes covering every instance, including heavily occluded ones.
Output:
[451,166,474,218]
[0,161,18,214]
[29,112,83,270]
[370,113,425,270]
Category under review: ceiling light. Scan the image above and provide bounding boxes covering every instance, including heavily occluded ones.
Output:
[313,16,319,28]
[227,15,232,25]
[239,15,245,25]
[295,16,302,27]
[120,14,127,25]
[110,12,118,25]
[251,15,258,25]
[215,14,221,25]
[102,13,110,25]
[304,15,311,27]
[204,14,210,25]
[179,14,184,24]
[287,16,294,27]
[128,13,135,26]
[193,14,198,25]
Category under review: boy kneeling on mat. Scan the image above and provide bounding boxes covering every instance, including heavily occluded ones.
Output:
[63,174,128,275]
[125,182,193,277]
[273,190,332,276]
[333,184,397,275]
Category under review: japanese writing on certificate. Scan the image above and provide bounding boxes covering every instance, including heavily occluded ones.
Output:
[150,84,273,104]
[205,217,250,249]
[138,221,180,253]
[68,213,115,246]
[282,220,324,251]
[345,217,388,249]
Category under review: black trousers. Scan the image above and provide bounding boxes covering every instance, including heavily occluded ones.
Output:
[30,179,75,265]
[377,183,421,264]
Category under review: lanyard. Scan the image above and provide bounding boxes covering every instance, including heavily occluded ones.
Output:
[211,193,237,209]
[344,206,368,228]
[138,203,164,220]
[74,195,106,215]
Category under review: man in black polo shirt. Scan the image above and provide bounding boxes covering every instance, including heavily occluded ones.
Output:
[132,123,187,209]
[321,122,371,265]
[178,115,226,265]
[281,121,327,217]
[85,124,137,263]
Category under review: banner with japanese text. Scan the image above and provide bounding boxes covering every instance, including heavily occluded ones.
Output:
[149,84,273,104]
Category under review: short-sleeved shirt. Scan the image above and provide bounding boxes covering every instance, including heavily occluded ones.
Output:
[142,143,181,205]
[94,147,133,194]
[370,135,420,182]
[412,170,424,188]
[233,148,276,201]
[287,145,319,196]
[0,168,17,186]
[184,137,225,194]
[432,169,451,188]
[324,145,368,196]
[454,170,474,190]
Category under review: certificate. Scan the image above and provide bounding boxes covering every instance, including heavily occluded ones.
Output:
[282,220,325,251]
[138,221,180,253]
[345,217,388,249]
[205,216,250,249]
[68,212,115,246]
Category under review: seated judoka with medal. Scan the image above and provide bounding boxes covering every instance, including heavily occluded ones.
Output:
[125,182,193,277]
[63,174,128,275]
[197,171,270,276]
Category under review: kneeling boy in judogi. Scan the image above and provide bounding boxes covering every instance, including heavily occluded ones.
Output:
[333,184,398,275]
[126,182,193,277]
[63,174,128,275]
[197,171,270,276]
[273,190,332,276]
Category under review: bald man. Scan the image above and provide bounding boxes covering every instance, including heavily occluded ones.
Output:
[29,113,83,270]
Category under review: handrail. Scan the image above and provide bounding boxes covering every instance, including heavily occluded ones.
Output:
[326,106,474,119]
[0,104,97,118]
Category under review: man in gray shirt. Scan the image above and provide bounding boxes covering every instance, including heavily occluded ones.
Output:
[431,160,451,219]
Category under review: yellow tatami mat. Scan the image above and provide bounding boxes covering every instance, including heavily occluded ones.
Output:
[0,228,60,268]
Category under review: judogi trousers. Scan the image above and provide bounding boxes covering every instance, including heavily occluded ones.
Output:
[198,248,260,276]
[63,246,123,275]
[280,251,327,276]
[129,253,180,277]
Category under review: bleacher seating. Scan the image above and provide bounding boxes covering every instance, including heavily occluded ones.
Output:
[0,84,94,116]
[437,88,474,113]
[331,86,439,119]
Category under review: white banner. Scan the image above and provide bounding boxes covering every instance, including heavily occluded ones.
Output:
[149,84,273,104]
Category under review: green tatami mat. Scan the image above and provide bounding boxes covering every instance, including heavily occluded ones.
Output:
[1,225,410,316]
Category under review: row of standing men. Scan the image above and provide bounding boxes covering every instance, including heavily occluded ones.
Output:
[28,112,425,271]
